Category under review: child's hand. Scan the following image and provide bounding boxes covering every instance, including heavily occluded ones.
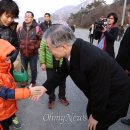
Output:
[29,86,47,101]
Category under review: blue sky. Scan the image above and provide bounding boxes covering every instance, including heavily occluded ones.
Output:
[15,0,113,19]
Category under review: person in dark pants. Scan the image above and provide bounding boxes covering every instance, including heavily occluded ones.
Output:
[39,14,69,109]
[89,24,95,44]
[35,24,130,130]
[39,39,69,109]
[18,11,43,87]
[70,25,75,32]
[116,9,130,126]
[47,68,68,108]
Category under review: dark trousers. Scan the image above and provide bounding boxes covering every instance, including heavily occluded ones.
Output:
[96,122,112,130]
[0,115,15,130]
[87,102,129,130]
[21,54,38,84]
[90,34,94,44]
[46,68,66,102]
[96,118,120,130]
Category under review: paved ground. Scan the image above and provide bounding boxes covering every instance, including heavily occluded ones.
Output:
[15,28,130,130]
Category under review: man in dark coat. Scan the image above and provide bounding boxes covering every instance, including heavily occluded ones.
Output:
[39,13,52,32]
[116,8,130,76]
[36,24,130,130]
[116,9,130,126]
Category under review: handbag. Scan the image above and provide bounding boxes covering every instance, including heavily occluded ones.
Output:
[13,64,28,82]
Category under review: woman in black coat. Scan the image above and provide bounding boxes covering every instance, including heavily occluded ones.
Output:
[94,13,119,58]
[36,24,130,130]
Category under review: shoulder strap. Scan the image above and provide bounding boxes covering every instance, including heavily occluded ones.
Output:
[35,25,39,33]
[16,24,23,33]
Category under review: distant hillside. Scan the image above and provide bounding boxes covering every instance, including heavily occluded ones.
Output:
[52,0,92,21]
[38,0,92,23]
[67,0,130,28]
[52,5,75,21]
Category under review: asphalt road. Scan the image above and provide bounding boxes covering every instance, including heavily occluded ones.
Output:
[15,28,130,130]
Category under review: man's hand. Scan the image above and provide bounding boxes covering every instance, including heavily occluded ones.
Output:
[41,64,46,71]
[29,86,47,101]
[87,114,98,130]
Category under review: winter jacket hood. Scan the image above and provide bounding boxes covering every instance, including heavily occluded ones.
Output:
[0,39,15,62]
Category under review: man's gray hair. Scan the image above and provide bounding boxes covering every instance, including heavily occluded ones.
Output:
[44,24,76,47]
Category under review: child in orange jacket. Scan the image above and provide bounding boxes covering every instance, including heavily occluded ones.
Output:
[0,39,44,130]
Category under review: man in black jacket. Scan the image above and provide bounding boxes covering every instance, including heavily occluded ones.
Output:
[35,24,130,130]
[39,13,52,32]
[116,9,130,126]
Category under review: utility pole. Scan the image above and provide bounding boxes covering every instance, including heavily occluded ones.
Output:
[121,0,127,26]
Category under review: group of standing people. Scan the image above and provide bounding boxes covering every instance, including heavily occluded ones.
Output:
[1,0,130,130]
[0,0,69,129]
[0,0,44,130]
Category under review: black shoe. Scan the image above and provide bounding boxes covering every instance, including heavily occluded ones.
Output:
[121,119,130,125]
